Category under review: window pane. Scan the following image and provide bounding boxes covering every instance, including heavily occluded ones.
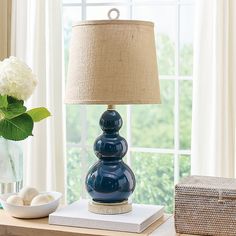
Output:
[179,80,192,149]
[179,155,191,180]
[66,105,126,145]
[131,80,174,148]
[87,6,129,20]
[134,0,175,3]
[87,0,127,2]
[132,152,174,213]
[86,105,106,147]
[66,105,82,143]
[179,5,194,76]
[63,6,81,73]
[133,6,175,75]
[63,6,82,34]
[67,145,82,203]
[86,105,127,147]
[63,0,81,3]
[180,0,195,4]
[67,147,97,203]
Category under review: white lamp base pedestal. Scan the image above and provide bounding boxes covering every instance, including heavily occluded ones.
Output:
[88,200,132,215]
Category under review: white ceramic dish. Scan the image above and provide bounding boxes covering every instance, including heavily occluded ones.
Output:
[0,191,62,219]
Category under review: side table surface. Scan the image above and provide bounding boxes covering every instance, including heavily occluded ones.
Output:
[151,216,199,236]
[0,210,167,236]
[0,210,199,236]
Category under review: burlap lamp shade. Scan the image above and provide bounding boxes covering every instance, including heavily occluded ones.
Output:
[65,19,160,104]
[65,10,161,215]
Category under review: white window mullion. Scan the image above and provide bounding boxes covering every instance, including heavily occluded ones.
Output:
[86,2,130,7]
[68,143,191,156]
[160,75,192,81]
[63,0,197,7]
[126,105,132,166]
[63,3,82,7]
[79,0,87,200]
[126,0,133,168]
[174,0,180,185]
[129,0,133,19]
[134,1,177,6]
[130,147,191,156]
[82,0,86,20]
[80,106,88,198]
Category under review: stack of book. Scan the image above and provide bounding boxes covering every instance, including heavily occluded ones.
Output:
[49,199,165,233]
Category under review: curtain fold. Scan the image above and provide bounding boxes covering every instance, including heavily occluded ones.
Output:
[191,0,236,177]
[11,0,66,196]
[0,0,12,60]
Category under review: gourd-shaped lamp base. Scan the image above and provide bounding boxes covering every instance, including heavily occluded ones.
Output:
[85,107,136,214]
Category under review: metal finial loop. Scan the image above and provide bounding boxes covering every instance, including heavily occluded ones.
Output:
[108,8,120,20]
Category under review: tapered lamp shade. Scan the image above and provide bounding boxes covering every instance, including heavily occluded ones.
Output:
[65,20,160,105]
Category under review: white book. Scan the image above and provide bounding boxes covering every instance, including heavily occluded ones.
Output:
[49,200,164,233]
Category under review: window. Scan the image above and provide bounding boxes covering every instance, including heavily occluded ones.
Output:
[63,0,194,213]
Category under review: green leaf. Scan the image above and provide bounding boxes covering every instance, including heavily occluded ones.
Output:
[27,107,51,122]
[0,95,8,108]
[0,113,34,141]
[7,96,24,105]
[1,103,27,119]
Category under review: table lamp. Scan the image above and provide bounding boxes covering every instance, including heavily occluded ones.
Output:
[65,9,161,214]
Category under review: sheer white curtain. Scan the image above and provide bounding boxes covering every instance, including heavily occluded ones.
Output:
[191,0,236,177]
[0,0,11,60]
[11,0,66,194]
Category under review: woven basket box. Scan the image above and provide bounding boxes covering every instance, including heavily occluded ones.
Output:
[175,175,236,236]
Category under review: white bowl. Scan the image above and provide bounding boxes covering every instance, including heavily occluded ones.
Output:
[0,191,62,219]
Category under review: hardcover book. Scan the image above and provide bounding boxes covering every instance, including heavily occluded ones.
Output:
[49,199,164,233]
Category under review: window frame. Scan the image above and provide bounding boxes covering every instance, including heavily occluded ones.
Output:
[63,0,194,199]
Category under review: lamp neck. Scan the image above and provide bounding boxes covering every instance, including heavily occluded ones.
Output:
[107,104,116,110]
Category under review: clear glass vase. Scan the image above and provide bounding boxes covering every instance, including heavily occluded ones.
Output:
[0,138,23,194]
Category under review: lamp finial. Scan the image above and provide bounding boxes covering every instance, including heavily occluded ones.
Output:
[107,104,116,110]
[108,8,120,20]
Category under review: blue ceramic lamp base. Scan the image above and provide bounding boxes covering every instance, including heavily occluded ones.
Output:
[85,106,136,214]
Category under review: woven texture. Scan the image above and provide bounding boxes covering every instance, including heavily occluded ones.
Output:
[175,176,236,236]
[65,20,160,105]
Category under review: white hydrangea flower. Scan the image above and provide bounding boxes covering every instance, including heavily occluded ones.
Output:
[0,57,37,101]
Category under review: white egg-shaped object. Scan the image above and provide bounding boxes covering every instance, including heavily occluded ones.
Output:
[6,195,24,206]
[19,187,39,205]
[31,194,54,206]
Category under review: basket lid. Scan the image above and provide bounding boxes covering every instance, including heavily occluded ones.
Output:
[176,175,236,198]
